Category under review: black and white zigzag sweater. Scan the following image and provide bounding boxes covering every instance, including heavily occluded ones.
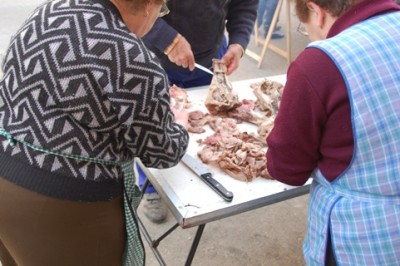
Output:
[0,0,189,201]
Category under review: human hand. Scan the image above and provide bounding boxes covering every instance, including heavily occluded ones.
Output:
[171,106,189,129]
[220,44,244,75]
[166,35,195,71]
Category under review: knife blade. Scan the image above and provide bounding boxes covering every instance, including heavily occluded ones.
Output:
[194,63,214,76]
[181,154,234,202]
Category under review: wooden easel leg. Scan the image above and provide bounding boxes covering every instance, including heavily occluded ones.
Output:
[257,0,283,68]
[245,0,292,68]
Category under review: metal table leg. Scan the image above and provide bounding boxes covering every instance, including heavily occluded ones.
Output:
[185,224,206,266]
[136,172,207,265]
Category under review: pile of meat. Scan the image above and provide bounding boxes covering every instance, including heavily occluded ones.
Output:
[203,65,283,139]
[170,64,284,182]
[190,113,269,182]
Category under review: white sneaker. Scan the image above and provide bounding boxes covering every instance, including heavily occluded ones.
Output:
[142,193,167,223]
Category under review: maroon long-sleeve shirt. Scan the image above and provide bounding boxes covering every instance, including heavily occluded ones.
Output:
[266,0,400,186]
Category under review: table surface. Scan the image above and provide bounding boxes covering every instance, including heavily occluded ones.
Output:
[135,75,311,229]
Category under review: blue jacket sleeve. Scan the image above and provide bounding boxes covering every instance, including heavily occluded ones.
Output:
[226,0,259,49]
[143,19,178,53]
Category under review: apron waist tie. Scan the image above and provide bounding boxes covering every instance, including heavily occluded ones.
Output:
[313,169,400,205]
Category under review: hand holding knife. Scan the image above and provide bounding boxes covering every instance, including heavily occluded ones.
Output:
[181,154,234,202]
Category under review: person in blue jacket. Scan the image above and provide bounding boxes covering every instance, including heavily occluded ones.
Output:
[141,0,258,223]
[143,0,258,89]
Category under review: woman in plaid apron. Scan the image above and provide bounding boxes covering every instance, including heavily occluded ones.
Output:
[266,0,400,265]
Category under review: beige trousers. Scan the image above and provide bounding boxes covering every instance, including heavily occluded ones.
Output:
[0,177,125,266]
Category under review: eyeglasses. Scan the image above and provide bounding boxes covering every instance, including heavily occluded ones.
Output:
[297,23,308,36]
[158,2,170,17]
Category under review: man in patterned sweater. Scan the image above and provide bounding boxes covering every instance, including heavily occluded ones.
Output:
[0,0,188,265]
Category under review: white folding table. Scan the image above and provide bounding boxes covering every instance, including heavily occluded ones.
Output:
[135,75,311,265]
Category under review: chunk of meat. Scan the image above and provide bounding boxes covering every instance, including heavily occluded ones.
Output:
[227,99,265,125]
[205,59,241,115]
[170,84,191,110]
[188,111,214,133]
[251,79,283,116]
[257,115,276,138]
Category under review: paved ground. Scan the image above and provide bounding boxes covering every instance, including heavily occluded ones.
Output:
[0,1,311,265]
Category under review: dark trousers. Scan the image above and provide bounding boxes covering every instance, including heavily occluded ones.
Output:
[0,177,125,266]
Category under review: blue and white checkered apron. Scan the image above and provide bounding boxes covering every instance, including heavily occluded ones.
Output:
[304,12,400,266]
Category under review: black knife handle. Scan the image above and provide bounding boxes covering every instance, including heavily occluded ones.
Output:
[200,173,234,202]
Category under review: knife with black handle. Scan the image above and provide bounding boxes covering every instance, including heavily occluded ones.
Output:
[181,154,234,202]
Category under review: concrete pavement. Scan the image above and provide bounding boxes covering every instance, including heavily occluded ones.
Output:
[0,1,311,265]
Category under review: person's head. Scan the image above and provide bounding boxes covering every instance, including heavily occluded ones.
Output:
[111,0,169,37]
[293,0,359,41]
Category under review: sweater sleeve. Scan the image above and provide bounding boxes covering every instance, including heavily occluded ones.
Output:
[266,48,353,186]
[103,40,189,169]
[266,51,326,186]
[142,19,178,54]
[225,0,259,49]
